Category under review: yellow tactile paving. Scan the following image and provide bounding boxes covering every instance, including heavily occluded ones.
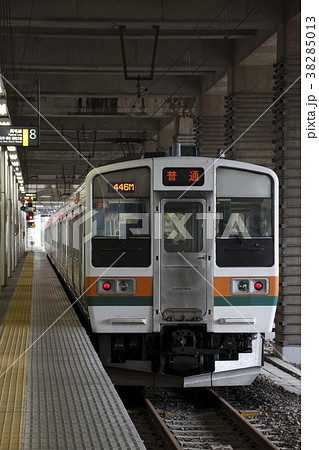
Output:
[0,252,33,450]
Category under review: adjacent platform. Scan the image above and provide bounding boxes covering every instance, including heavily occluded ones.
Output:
[0,252,146,449]
[262,357,301,395]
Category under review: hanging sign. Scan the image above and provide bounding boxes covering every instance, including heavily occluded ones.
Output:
[0,126,39,147]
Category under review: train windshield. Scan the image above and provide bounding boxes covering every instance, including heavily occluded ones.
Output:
[216,168,274,267]
[91,167,151,267]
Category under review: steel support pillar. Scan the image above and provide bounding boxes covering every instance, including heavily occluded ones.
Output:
[1,149,8,286]
[225,64,276,168]
[7,164,13,279]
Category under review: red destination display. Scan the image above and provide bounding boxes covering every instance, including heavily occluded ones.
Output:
[163,167,204,186]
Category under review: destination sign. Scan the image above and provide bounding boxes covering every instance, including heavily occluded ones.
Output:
[163,167,204,186]
[0,127,39,147]
[107,182,136,193]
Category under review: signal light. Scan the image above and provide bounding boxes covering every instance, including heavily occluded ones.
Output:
[27,214,34,221]
[254,282,263,291]
[102,282,112,291]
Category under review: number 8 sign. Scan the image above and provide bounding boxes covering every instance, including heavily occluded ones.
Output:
[22,127,39,147]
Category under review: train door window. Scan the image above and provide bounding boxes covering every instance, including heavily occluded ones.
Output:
[91,167,151,267]
[163,202,203,253]
[216,168,274,267]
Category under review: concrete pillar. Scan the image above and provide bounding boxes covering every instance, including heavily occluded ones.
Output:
[274,17,301,364]
[0,148,1,295]
[1,149,8,286]
[12,174,18,270]
[18,201,25,260]
[157,121,175,151]
[195,77,227,157]
[225,64,276,168]
[174,116,195,148]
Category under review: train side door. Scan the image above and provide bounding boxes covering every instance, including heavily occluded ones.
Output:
[160,199,207,320]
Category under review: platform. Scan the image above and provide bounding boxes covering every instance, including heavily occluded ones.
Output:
[0,252,146,449]
[261,359,301,396]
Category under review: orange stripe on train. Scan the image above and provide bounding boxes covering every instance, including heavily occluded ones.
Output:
[86,276,278,297]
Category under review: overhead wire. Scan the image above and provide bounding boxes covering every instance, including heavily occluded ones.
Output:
[122,0,234,140]
[134,0,264,136]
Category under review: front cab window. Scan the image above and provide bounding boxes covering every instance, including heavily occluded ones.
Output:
[92,167,150,267]
[216,167,274,267]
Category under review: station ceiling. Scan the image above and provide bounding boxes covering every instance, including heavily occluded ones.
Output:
[3,0,300,208]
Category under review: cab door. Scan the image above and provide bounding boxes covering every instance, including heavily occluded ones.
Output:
[160,199,207,321]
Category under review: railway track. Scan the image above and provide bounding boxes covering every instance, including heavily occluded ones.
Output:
[145,388,282,450]
[119,386,287,450]
[115,357,300,449]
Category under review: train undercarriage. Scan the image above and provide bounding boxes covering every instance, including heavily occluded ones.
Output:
[98,327,261,387]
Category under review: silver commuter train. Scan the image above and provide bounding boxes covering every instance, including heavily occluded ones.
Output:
[44,156,279,387]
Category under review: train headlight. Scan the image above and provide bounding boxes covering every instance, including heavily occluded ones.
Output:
[102,282,112,291]
[237,280,249,291]
[118,281,129,292]
[254,282,263,291]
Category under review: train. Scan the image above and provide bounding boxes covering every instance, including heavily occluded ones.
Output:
[44,155,279,387]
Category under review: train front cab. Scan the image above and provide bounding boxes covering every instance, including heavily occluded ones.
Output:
[153,158,278,387]
[86,157,278,387]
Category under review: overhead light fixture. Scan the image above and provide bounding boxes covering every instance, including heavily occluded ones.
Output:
[0,99,8,116]
[11,161,20,167]
[7,146,17,152]
[0,118,11,126]
[0,75,5,96]
[9,153,18,160]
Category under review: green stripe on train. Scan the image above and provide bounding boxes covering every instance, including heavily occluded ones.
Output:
[214,296,278,306]
[87,296,153,306]
[87,296,277,307]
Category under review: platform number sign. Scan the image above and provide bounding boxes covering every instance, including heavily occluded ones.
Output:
[22,128,38,146]
[0,126,39,147]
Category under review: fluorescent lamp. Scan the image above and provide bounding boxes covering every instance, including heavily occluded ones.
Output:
[0,119,11,126]
[0,76,5,96]
[0,100,8,116]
